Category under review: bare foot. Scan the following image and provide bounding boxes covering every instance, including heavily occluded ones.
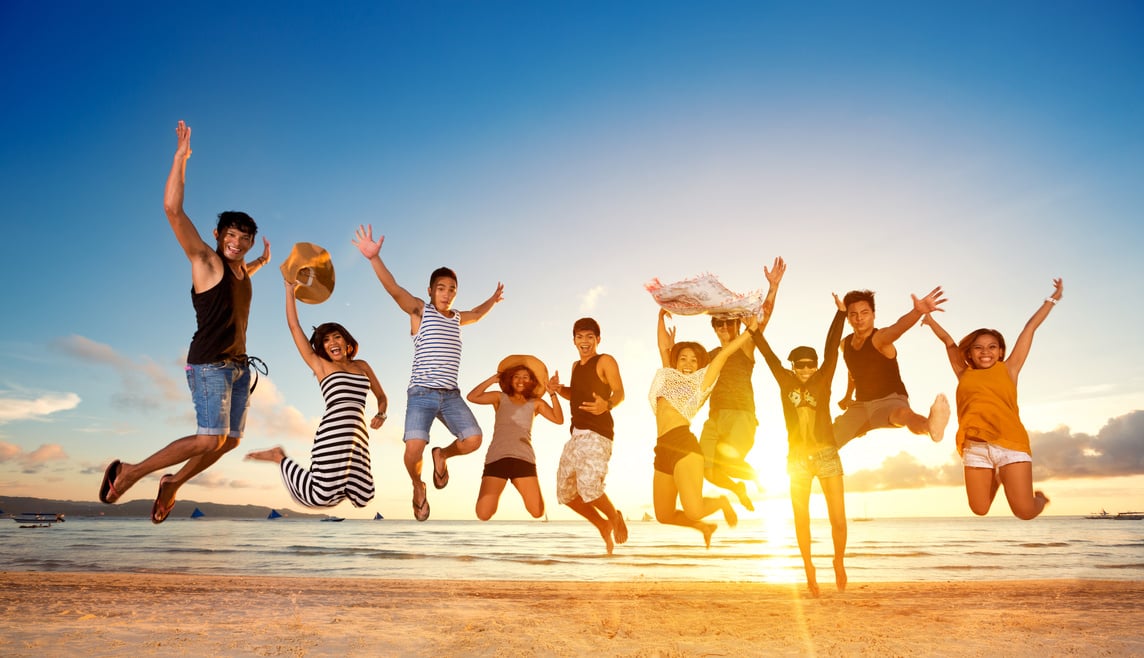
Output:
[720,496,738,528]
[700,522,717,549]
[245,447,287,463]
[612,510,628,545]
[834,557,848,592]
[730,481,755,511]
[928,394,951,442]
[597,520,615,555]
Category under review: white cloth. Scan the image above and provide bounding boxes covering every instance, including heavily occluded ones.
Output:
[649,367,715,421]
[645,273,765,319]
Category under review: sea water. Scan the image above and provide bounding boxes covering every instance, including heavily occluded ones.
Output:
[3,516,1142,583]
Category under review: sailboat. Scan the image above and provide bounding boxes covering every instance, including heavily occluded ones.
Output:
[190,507,205,519]
[373,512,384,520]
[267,509,283,520]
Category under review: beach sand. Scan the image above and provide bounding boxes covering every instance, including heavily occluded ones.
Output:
[2,573,1141,657]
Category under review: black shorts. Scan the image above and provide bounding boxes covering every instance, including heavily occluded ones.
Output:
[483,457,538,480]
[654,426,702,475]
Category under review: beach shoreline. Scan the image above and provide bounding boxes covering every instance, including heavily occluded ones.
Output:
[2,573,1142,656]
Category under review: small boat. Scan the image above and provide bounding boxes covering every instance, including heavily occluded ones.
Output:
[267,509,283,520]
[1115,511,1144,521]
[190,507,205,519]
[852,517,874,522]
[1085,509,1113,519]
[641,512,653,522]
[373,512,384,520]
[321,516,345,522]
[13,512,65,528]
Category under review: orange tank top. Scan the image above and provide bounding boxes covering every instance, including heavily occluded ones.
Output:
[955,362,1030,456]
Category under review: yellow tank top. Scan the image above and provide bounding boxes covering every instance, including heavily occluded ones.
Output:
[955,363,1030,456]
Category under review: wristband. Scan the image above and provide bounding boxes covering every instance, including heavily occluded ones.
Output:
[1044,297,1057,305]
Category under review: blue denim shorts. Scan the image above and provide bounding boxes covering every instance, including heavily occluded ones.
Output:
[185,360,251,437]
[403,386,482,442]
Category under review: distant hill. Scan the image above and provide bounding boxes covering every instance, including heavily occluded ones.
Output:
[0,496,325,520]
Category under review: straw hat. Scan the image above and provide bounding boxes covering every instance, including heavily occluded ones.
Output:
[279,242,335,304]
[497,354,549,398]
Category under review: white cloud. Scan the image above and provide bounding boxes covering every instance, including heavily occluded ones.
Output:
[0,392,81,424]
[579,285,606,312]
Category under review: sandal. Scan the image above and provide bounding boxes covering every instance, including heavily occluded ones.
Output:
[412,482,430,522]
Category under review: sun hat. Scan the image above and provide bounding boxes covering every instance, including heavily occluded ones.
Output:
[280,242,335,304]
[497,354,549,398]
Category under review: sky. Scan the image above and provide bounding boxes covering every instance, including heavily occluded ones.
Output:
[1,1,1142,522]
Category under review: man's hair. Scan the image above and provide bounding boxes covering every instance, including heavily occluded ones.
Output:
[216,211,257,236]
[670,341,709,370]
[429,266,458,288]
[572,317,601,338]
[309,322,359,362]
[843,289,875,312]
[957,328,1007,368]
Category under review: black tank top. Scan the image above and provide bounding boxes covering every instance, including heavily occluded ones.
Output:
[842,329,908,401]
[570,354,614,439]
[187,256,252,364]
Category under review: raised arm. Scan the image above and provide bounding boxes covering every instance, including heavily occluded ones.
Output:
[163,121,219,287]
[535,378,565,425]
[757,256,786,333]
[920,312,966,377]
[246,237,272,276]
[1004,278,1062,381]
[818,298,848,379]
[657,308,676,367]
[873,286,947,350]
[459,282,505,325]
[352,224,423,316]
[357,360,389,430]
[285,280,326,377]
[466,373,502,406]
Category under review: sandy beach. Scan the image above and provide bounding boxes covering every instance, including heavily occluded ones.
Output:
[1,574,1142,656]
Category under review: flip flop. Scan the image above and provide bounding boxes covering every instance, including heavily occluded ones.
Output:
[412,482,430,522]
[151,474,176,524]
[431,447,449,490]
[99,460,122,504]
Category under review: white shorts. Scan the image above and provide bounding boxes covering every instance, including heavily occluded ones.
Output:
[556,428,613,505]
[962,440,1031,470]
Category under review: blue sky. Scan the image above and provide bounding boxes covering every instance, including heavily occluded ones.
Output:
[2,1,1142,520]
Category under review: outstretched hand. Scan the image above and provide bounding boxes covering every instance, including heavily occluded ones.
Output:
[174,120,192,159]
[1049,278,1063,302]
[259,237,271,264]
[764,257,786,287]
[353,224,384,259]
[547,372,561,394]
[912,286,947,315]
[833,292,845,312]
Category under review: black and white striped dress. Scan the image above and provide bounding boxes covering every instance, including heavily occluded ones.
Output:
[279,371,375,508]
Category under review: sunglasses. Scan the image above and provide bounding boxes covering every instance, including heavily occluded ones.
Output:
[712,319,738,328]
[793,361,818,369]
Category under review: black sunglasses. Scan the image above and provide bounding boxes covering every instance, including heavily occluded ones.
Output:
[793,361,818,369]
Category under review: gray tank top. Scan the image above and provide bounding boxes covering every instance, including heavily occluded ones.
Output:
[484,393,537,465]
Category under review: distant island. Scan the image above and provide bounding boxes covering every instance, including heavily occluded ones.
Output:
[0,496,327,520]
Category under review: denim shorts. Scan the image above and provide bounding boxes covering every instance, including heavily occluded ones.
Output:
[787,444,844,481]
[185,360,251,437]
[403,386,482,442]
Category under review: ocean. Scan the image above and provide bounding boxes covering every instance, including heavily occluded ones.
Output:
[4,516,1142,583]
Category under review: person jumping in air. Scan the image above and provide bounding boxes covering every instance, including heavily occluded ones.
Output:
[245,278,387,509]
[467,355,563,520]
[650,308,757,548]
[920,279,1062,520]
[353,224,503,521]
[834,287,951,448]
[752,292,849,596]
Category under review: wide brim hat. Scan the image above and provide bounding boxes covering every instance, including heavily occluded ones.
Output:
[497,354,549,398]
[280,242,335,304]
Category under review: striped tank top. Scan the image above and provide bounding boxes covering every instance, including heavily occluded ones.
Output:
[409,301,462,390]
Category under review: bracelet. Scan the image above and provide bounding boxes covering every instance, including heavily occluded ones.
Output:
[1044,297,1057,305]
[375,412,387,420]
